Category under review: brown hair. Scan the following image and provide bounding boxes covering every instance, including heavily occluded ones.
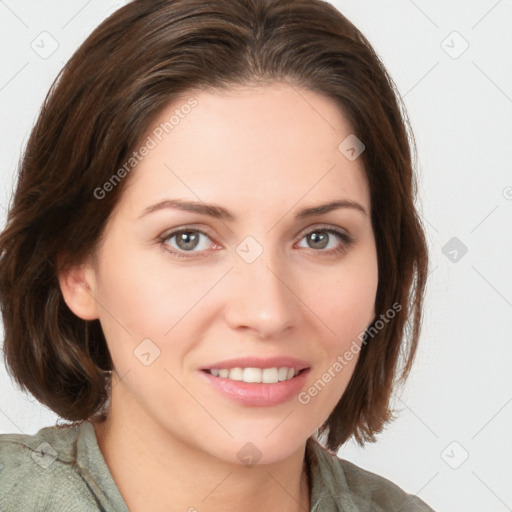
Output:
[0,0,428,451]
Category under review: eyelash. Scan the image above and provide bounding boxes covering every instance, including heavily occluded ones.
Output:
[158,224,354,260]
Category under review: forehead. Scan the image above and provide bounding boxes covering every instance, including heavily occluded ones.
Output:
[118,82,370,218]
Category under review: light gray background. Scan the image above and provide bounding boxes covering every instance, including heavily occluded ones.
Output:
[1,1,511,511]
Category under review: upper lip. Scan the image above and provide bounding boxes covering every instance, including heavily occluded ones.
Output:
[200,356,310,371]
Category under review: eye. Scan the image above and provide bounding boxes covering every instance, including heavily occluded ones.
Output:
[297,226,354,255]
[160,228,215,259]
[159,225,354,260]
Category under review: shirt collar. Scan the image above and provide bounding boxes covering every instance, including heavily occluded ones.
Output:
[76,420,129,512]
[306,436,358,511]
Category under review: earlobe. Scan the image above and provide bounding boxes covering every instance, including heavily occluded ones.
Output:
[58,260,100,321]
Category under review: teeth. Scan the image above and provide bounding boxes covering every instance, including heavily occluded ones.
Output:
[278,367,289,381]
[261,368,278,383]
[229,367,243,380]
[208,367,299,383]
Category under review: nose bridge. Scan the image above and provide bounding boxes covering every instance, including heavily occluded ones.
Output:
[225,237,296,337]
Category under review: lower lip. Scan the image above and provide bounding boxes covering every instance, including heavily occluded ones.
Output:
[198,369,310,407]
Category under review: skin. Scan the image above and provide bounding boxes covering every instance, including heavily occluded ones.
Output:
[59,82,378,512]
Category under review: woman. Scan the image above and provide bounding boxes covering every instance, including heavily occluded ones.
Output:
[0,0,433,510]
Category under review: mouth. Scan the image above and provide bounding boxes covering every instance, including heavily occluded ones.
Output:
[201,367,309,384]
[199,366,311,407]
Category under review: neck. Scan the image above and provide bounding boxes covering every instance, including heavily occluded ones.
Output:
[91,400,311,512]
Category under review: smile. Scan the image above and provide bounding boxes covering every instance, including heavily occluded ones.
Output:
[204,367,303,383]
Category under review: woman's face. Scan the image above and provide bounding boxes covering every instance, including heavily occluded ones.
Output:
[76,82,378,464]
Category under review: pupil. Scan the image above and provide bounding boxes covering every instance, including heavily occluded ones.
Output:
[310,231,327,249]
[178,232,198,250]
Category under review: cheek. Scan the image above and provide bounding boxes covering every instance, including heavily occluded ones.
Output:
[317,254,378,344]
[94,241,219,354]
[299,256,377,416]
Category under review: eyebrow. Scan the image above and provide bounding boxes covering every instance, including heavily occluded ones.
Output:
[138,198,367,221]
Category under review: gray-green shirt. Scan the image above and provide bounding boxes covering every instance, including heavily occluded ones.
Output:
[0,421,434,511]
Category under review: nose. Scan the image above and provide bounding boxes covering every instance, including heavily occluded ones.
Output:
[223,248,298,339]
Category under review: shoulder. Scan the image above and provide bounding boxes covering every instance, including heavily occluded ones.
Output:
[0,422,100,511]
[307,438,435,511]
[336,457,435,511]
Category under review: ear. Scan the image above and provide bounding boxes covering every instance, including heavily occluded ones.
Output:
[57,255,100,321]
